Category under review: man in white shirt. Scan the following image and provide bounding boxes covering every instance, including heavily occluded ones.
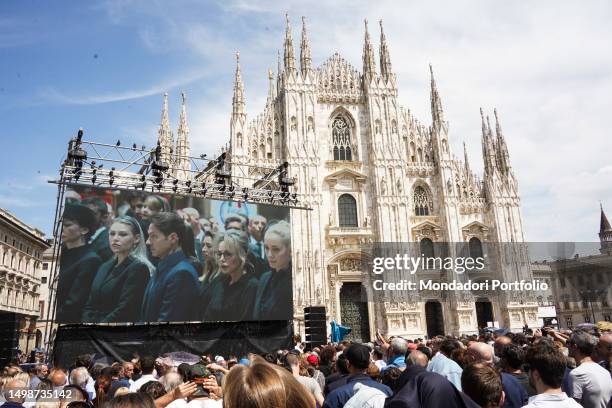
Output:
[523,340,582,408]
[567,331,612,408]
[129,356,158,392]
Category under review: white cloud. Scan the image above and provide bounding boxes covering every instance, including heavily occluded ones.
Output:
[37,70,209,105]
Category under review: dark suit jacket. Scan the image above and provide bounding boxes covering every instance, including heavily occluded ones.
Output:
[141,250,200,322]
[89,227,113,263]
[194,237,204,265]
[249,239,269,274]
[384,365,479,408]
[56,244,102,323]
[82,255,150,323]
[252,267,292,320]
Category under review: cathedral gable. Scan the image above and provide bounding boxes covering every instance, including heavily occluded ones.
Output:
[317,53,363,104]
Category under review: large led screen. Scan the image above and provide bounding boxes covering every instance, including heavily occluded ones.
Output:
[55,185,292,324]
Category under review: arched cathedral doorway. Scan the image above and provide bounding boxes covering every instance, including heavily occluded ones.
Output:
[339,283,370,342]
[425,300,445,338]
[476,297,494,329]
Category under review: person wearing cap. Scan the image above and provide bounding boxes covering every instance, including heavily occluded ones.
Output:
[322,344,392,408]
[56,204,102,323]
[306,354,326,391]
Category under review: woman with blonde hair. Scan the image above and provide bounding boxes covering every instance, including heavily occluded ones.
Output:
[252,220,292,320]
[223,357,315,408]
[202,229,258,321]
[82,216,153,323]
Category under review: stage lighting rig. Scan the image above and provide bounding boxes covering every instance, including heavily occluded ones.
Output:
[277,162,296,195]
[151,142,170,188]
[66,128,87,180]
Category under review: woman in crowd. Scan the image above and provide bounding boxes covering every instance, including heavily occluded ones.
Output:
[182,223,204,277]
[82,216,154,323]
[200,231,218,286]
[252,220,292,320]
[202,230,258,322]
[141,195,169,221]
[223,357,315,408]
[56,204,102,323]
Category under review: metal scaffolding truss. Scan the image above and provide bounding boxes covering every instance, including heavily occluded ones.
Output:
[54,131,308,209]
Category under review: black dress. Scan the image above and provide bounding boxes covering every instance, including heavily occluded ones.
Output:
[56,244,102,323]
[82,255,150,323]
[252,264,292,320]
[202,272,258,322]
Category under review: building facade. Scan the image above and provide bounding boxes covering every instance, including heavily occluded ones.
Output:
[0,208,50,359]
[158,16,540,339]
[532,206,612,329]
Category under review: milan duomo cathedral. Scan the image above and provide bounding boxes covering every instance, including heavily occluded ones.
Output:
[155,16,541,340]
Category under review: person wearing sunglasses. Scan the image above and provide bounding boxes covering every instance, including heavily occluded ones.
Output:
[202,229,258,322]
[566,331,612,408]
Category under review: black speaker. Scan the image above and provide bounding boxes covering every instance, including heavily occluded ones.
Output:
[0,312,20,368]
[304,306,326,348]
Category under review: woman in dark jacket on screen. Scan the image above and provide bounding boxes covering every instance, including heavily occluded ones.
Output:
[56,204,102,323]
[252,220,292,320]
[202,229,258,322]
[82,216,154,323]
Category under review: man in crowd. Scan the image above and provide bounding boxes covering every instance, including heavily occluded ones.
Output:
[141,212,200,322]
[49,368,68,391]
[385,350,479,408]
[493,335,512,359]
[466,342,528,408]
[182,207,205,264]
[381,338,408,374]
[122,362,135,385]
[129,356,157,392]
[523,340,582,407]
[1,378,27,408]
[248,215,267,263]
[567,331,612,408]
[81,196,113,262]
[499,343,536,396]
[68,366,94,400]
[322,344,392,408]
[461,363,505,408]
[28,363,48,390]
[427,338,463,390]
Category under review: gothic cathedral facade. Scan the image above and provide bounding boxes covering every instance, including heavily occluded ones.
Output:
[166,16,540,339]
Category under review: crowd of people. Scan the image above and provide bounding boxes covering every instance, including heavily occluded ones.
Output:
[56,189,292,323]
[2,327,612,408]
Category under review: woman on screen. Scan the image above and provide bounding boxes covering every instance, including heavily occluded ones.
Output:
[252,220,292,320]
[82,216,153,323]
[56,204,102,323]
[202,229,258,322]
[141,195,169,220]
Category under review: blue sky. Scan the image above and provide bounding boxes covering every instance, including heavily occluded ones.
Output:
[1,0,611,242]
